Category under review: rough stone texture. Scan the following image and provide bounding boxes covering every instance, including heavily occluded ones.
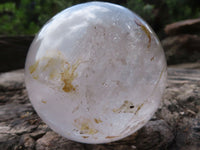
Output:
[164,18,200,35]
[0,66,200,150]
[169,62,200,70]
[162,34,200,65]
[162,18,200,65]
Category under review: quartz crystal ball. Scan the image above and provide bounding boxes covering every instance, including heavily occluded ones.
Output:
[25,2,167,144]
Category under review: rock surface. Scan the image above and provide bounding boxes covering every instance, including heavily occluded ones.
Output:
[164,18,200,35]
[162,18,200,65]
[0,66,200,150]
[162,34,200,65]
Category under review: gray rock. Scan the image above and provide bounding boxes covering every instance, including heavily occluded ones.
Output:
[19,134,35,150]
[162,34,200,65]
[36,131,85,150]
[164,18,200,35]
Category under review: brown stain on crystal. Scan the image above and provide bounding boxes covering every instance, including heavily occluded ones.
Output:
[113,100,135,113]
[94,118,103,124]
[33,75,39,80]
[105,136,119,139]
[42,58,53,72]
[151,56,154,61]
[74,118,99,135]
[61,60,81,93]
[29,60,39,79]
[135,20,151,48]
[82,136,89,138]
[119,126,131,135]
[135,103,144,115]
[152,66,166,95]
[29,51,65,81]
[158,66,166,81]
[41,100,47,104]
[29,60,39,74]
[49,71,57,80]
[72,105,79,113]
[29,50,83,93]
[80,123,98,135]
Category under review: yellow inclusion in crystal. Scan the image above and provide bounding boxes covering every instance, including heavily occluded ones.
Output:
[61,60,81,93]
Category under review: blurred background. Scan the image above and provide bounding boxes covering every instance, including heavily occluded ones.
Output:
[0,0,200,72]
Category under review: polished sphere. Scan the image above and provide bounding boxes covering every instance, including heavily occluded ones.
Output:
[25,2,167,144]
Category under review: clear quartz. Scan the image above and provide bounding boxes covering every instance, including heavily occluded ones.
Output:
[25,2,167,144]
